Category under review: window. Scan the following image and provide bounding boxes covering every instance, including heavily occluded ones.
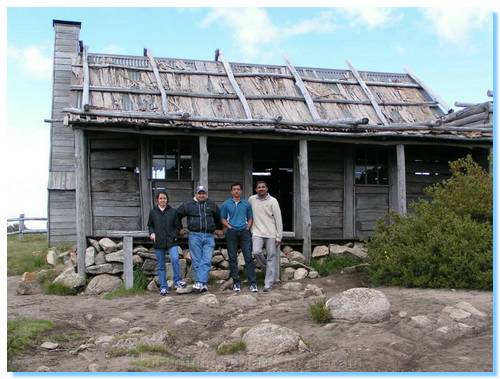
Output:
[151,138,193,180]
[355,147,388,185]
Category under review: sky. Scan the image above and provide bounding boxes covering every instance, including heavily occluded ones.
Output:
[3,5,496,229]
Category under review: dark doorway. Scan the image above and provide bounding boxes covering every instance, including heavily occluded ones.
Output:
[252,142,294,231]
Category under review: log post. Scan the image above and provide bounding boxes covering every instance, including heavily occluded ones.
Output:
[18,213,25,240]
[140,136,151,229]
[75,128,90,279]
[199,135,208,188]
[123,236,134,289]
[298,140,312,264]
[343,146,355,239]
[396,144,407,216]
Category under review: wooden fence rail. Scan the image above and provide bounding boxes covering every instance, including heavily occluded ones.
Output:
[7,213,48,240]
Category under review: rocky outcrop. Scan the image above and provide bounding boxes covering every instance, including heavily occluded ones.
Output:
[326,288,391,323]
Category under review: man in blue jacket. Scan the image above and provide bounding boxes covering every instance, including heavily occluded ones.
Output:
[220,183,258,293]
[177,185,223,292]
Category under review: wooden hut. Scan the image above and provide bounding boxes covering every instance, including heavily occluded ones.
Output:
[47,20,492,275]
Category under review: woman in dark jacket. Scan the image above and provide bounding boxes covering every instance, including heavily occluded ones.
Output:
[147,190,186,295]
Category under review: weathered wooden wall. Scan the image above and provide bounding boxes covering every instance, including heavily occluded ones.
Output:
[207,138,246,204]
[308,142,344,239]
[355,185,389,239]
[48,21,81,245]
[405,145,489,209]
[89,133,141,232]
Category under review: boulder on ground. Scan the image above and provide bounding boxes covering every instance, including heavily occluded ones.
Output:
[293,268,308,280]
[98,238,117,254]
[242,323,303,355]
[287,251,306,264]
[85,274,122,295]
[86,263,123,275]
[53,268,86,289]
[312,245,329,258]
[326,287,391,323]
[46,249,58,266]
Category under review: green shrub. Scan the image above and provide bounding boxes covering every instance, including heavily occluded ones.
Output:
[309,298,332,324]
[367,155,492,290]
[42,282,78,296]
[216,340,246,355]
[311,255,362,276]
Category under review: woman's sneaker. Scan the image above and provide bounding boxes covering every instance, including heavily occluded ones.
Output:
[263,286,272,292]
[233,283,241,293]
[160,287,169,296]
[174,280,187,289]
[249,284,258,293]
[193,282,203,292]
[201,284,208,293]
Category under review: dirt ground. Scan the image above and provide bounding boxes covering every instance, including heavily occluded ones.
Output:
[7,273,493,373]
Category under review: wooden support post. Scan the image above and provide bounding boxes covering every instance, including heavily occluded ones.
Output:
[346,60,388,125]
[405,67,452,114]
[123,236,134,289]
[18,213,25,241]
[75,128,90,279]
[298,140,312,264]
[396,144,407,216]
[218,51,252,119]
[243,142,253,199]
[145,48,169,114]
[140,136,152,229]
[82,45,89,109]
[199,135,208,188]
[284,56,321,120]
[489,146,493,176]
[343,146,355,239]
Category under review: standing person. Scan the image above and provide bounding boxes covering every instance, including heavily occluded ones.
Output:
[220,183,258,293]
[177,185,223,293]
[147,190,187,296]
[248,181,283,292]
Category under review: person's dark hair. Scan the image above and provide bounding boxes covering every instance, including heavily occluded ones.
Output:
[255,181,268,188]
[231,182,242,190]
[155,190,169,202]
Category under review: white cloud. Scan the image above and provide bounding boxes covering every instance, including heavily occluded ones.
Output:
[200,8,335,60]
[421,8,491,45]
[338,7,398,29]
[8,45,52,80]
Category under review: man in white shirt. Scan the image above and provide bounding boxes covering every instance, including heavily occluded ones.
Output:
[248,181,283,292]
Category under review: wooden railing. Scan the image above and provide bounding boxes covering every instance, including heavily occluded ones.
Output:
[7,214,47,240]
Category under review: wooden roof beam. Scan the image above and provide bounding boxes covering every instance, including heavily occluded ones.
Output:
[346,60,388,126]
[82,45,90,110]
[284,55,321,121]
[145,48,168,114]
[216,49,252,119]
[405,67,452,114]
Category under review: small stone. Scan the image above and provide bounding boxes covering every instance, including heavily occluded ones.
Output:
[211,255,225,265]
[442,306,471,321]
[198,294,219,307]
[209,270,230,281]
[287,251,306,264]
[455,301,487,318]
[282,282,303,291]
[230,327,249,339]
[147,279,159,292]
[85,246,96,267]
[89,238,102,252]
[293,268,308,280]
[16,282,33,295]
[176,285,194,295]
[88,364,99,372]
[282,246,294,255]
[46,249,58,266]
[128,327,146,334]
[41,342,59,350]
[398,311,408,318]
[410,315,433,329]
[298,339,310,352]
[85,313,94,321]
[196,340,210,349]
[109,318,127,326]
[98,237,118,254]
[37,366,51,372]
[158,297,173,305]
[95,336,113,344]
[283,267,295,281]
[308,270,319,279]
[437,326,449,334]
[22,271,38,283]
[174,318,198,326]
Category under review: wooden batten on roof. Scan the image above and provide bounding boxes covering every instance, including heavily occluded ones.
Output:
[64,46,492,142]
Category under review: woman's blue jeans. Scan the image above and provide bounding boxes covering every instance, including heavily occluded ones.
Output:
[155,246,182,290]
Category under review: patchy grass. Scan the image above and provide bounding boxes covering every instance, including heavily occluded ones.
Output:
[7,234,50,276]
[8,318,56,370]
[130,356,201,372]
[216,340,246,355]
[107,343,173,358]
[311,255,362,277]
[104,268,149,299]
[309,298,333,324]
[42,282,78,296]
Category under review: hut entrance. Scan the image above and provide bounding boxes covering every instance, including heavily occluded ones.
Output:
[252,142,294,231]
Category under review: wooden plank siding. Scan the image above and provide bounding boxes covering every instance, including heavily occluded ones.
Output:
[355,185,389,239]
[48,190,76,245]
[207,138,245,204]
[308,142,344,239]
[88,134,142,231]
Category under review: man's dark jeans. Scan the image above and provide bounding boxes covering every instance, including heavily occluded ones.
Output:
[225,228,256,286]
